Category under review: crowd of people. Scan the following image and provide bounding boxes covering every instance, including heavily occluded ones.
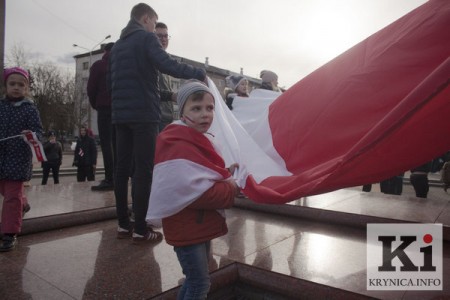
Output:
[0,2,449,299]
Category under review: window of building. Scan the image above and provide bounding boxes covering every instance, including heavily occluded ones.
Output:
[83,62,89,70]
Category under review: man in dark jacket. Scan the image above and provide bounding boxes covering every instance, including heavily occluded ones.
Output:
[41,131,63,185]
[87,42,115,191]
[73,126,97,182]
[156,22,176,131]
[109,3,206,243]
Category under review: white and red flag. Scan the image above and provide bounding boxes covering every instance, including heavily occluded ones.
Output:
[22,131,47,162]
[146,123,232,225]
[209,0,450,204]
[149,0,450,208]
[1,131,47,162]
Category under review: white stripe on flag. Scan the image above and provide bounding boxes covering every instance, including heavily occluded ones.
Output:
[146,158,227,225]
[207,78,292,187]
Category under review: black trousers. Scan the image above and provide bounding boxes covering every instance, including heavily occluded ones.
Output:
[114,123,158,236]
[380,175,403,195]
[97,109,116,183]
[77,165,95,182]
[42,162,60,185]
[410,173,429,198]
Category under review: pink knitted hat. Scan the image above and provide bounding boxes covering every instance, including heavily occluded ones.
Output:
[3,67,29,83]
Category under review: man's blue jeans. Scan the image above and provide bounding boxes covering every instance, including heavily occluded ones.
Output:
[174,241,211,300]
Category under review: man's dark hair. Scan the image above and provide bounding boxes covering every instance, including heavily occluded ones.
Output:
[104,42,115,52]
[130,3,158,20]
[156,22,167,29]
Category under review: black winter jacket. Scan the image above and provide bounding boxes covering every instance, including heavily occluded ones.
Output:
[73,135,97,167]
[110,19,206,124]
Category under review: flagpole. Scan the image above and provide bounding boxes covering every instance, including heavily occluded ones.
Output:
[0,134,23,142]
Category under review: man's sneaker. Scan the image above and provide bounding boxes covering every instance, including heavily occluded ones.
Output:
[117,227,131,239]
[0,235,17,252]
[132,229,163,244]
[23,203,31,216]
[91,180,114,191]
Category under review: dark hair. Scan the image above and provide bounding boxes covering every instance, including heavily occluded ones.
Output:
[130,3,158,20]
[104,42,115,52]
[156,22,167,29]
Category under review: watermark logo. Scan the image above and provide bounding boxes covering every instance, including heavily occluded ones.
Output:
[367,223,442,290]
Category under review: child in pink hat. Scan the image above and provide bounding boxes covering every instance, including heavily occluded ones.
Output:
[0,67,43,252]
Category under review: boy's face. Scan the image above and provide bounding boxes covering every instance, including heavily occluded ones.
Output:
[6,74,28,98]
[181,93,215,133]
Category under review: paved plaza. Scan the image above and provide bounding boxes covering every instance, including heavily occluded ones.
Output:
[0,153,449,299]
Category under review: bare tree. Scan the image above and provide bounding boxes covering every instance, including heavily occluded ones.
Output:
[5,43,28,68]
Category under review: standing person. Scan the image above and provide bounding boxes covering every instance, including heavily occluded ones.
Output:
[146,81,239,298]
[73,126,97,182]
[0,67,43,252]
[442,160,450,193]
[110,3,206,243]
[259,70,281,92]
[410,161,432,198]
[155,22,176,131]
[87,42,115,191]
[224,75,249,110]
[380,174,404,195]
[41,131,62,185]
[82,122,95,138]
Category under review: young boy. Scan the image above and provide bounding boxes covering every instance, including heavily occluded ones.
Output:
[146,80,239,299]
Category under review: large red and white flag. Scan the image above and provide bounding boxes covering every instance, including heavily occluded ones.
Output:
[146,123,233,225]
[206,0,450,204]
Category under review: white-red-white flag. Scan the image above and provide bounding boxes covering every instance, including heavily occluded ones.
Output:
[208,0,450,204]
[149,0,450,208]
[22,131,47,162]
[146,123,232,226]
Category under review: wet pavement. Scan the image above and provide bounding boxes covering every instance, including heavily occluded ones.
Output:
[0,157,449,299]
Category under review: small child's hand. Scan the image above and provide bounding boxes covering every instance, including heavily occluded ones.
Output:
[228,163,239,175]
[230,180,240,196]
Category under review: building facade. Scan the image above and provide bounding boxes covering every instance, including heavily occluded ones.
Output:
[73,46,262,135]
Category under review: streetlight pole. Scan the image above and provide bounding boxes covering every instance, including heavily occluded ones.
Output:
[73,34,111,130]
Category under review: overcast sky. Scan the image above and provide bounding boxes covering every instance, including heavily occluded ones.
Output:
[5,0,427,88]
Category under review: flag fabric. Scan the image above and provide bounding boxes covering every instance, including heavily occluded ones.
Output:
[22,131,47,163]
[206,0,450,204]
[146,122,232,225]
[147,0,449,208]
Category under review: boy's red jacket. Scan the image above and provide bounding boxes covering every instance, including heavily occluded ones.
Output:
[146,123,235,246]
[163,180,235,246]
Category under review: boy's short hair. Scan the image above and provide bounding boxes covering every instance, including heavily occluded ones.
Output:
[130,3,158,20]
